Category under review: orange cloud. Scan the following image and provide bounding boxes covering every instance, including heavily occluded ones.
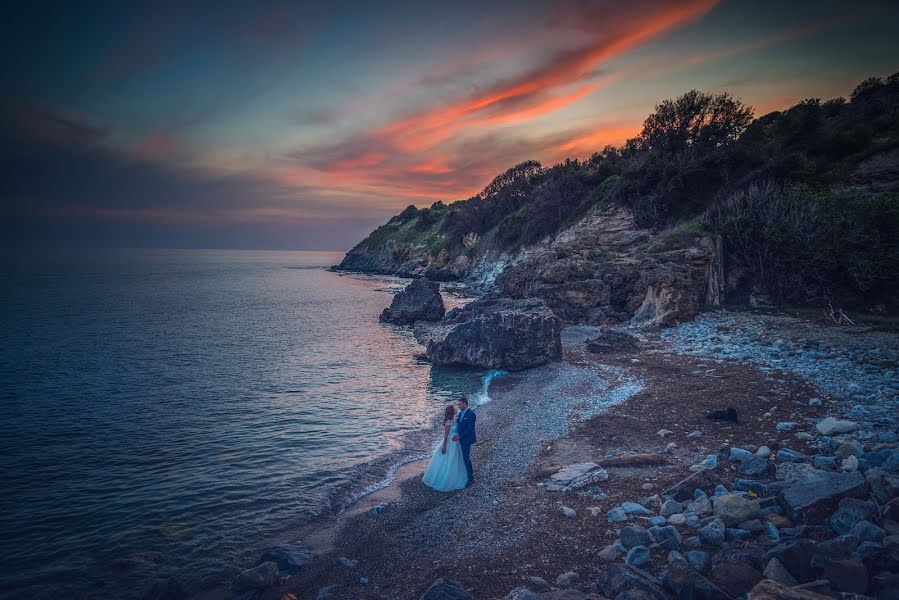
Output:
[292,0,718,202]
[549,124,642,160]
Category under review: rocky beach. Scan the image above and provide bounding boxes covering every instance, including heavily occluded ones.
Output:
[192,303,898,600]
[156,74,899,600]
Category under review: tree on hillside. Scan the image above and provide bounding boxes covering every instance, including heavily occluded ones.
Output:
[639,90,753,154]
[613,91,752,225]
[478,160,543,199]
[851,76,884,101]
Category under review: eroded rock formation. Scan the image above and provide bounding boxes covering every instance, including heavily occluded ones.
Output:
[496,207,720,326]
[413,296,562,370]
[379,278,445,325]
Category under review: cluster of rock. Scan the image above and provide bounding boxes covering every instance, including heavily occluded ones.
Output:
[140,544,316,600]
[191,544,313,600]
[663,312,899,428]
[378,279,563,371]
[413,296,563,371]
[486,412,896,600]
[496,207,722,327]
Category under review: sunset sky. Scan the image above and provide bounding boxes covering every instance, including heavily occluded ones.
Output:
[2,0,898,250]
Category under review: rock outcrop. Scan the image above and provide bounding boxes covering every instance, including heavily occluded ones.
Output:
[496,207,719,326]
[337,238,430,277]
[380,278,445,324]
[413,296,562,370]
[337,239,472,280]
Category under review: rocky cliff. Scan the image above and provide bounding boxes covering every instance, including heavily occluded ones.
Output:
[496,207,722,327]
[337,75,899,317]
[339,204,722,327]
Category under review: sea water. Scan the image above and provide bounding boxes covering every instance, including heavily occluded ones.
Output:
[0,249,496,598]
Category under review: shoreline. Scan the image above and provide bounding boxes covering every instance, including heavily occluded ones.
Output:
[300,458,430,558]
[189,362,505,600]
[251,309,897,600]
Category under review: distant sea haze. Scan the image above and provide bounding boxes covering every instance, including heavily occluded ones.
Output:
[0,249,492,599]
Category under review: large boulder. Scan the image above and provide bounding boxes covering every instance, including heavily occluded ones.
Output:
[713,495,760,526]
[664,563,733,600]
[762,540,820,583]
[708,561,764,598]
[380,278,445,324]
[420,577,471,600]
[815,417,859,436]
[810,556,868,594]
[414,296,562,370]
[586,329,638,354]
[828,498,877,535]
[778,471,867,524]
[598,564,674,600]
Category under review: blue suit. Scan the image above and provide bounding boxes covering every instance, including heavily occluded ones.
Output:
[456,408,476,483]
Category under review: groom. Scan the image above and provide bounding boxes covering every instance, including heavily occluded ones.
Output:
[452,398,476,487]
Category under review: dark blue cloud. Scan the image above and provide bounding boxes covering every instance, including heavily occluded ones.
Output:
[0,106,388,250]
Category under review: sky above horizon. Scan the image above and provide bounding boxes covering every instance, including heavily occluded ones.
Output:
[2,0,898,251]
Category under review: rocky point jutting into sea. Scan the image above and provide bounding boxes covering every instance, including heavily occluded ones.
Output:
[176,75,899,600]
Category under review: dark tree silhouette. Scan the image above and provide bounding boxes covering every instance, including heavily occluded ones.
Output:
[639,90,753,153]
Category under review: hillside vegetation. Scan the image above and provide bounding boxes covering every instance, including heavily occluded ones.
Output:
[342,73,899,311]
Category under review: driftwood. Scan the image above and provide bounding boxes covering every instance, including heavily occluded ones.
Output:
[824,302,855,326]
[597,453,669,468]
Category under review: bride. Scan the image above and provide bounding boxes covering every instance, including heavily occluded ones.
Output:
[422,404,469,492]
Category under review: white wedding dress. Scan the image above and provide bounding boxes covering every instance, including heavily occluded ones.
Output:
[422,420,469,492]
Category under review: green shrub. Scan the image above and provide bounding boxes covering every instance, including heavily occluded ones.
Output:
[707,181,899,306]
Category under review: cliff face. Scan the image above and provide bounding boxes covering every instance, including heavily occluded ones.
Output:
[338,238,432,277]
[495,207,721,326]
[335,208,474,280]
[339,204,721,327]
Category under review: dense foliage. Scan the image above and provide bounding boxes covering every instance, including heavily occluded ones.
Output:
[358,73,899,309]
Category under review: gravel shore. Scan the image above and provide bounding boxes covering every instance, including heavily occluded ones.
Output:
[242,310,899,600]
[663,311,899,431]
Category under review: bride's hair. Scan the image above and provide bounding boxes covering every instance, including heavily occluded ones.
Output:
[443,404,455,422]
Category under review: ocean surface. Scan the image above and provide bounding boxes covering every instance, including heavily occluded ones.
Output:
[0,249,495,599]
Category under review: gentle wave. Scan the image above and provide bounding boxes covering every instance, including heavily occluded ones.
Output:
[472,369,508,405]
[338,451,433,513]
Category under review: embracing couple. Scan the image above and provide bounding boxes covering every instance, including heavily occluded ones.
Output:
[422,397,476,492]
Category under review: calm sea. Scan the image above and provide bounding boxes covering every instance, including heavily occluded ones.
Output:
[0,249,493,599]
